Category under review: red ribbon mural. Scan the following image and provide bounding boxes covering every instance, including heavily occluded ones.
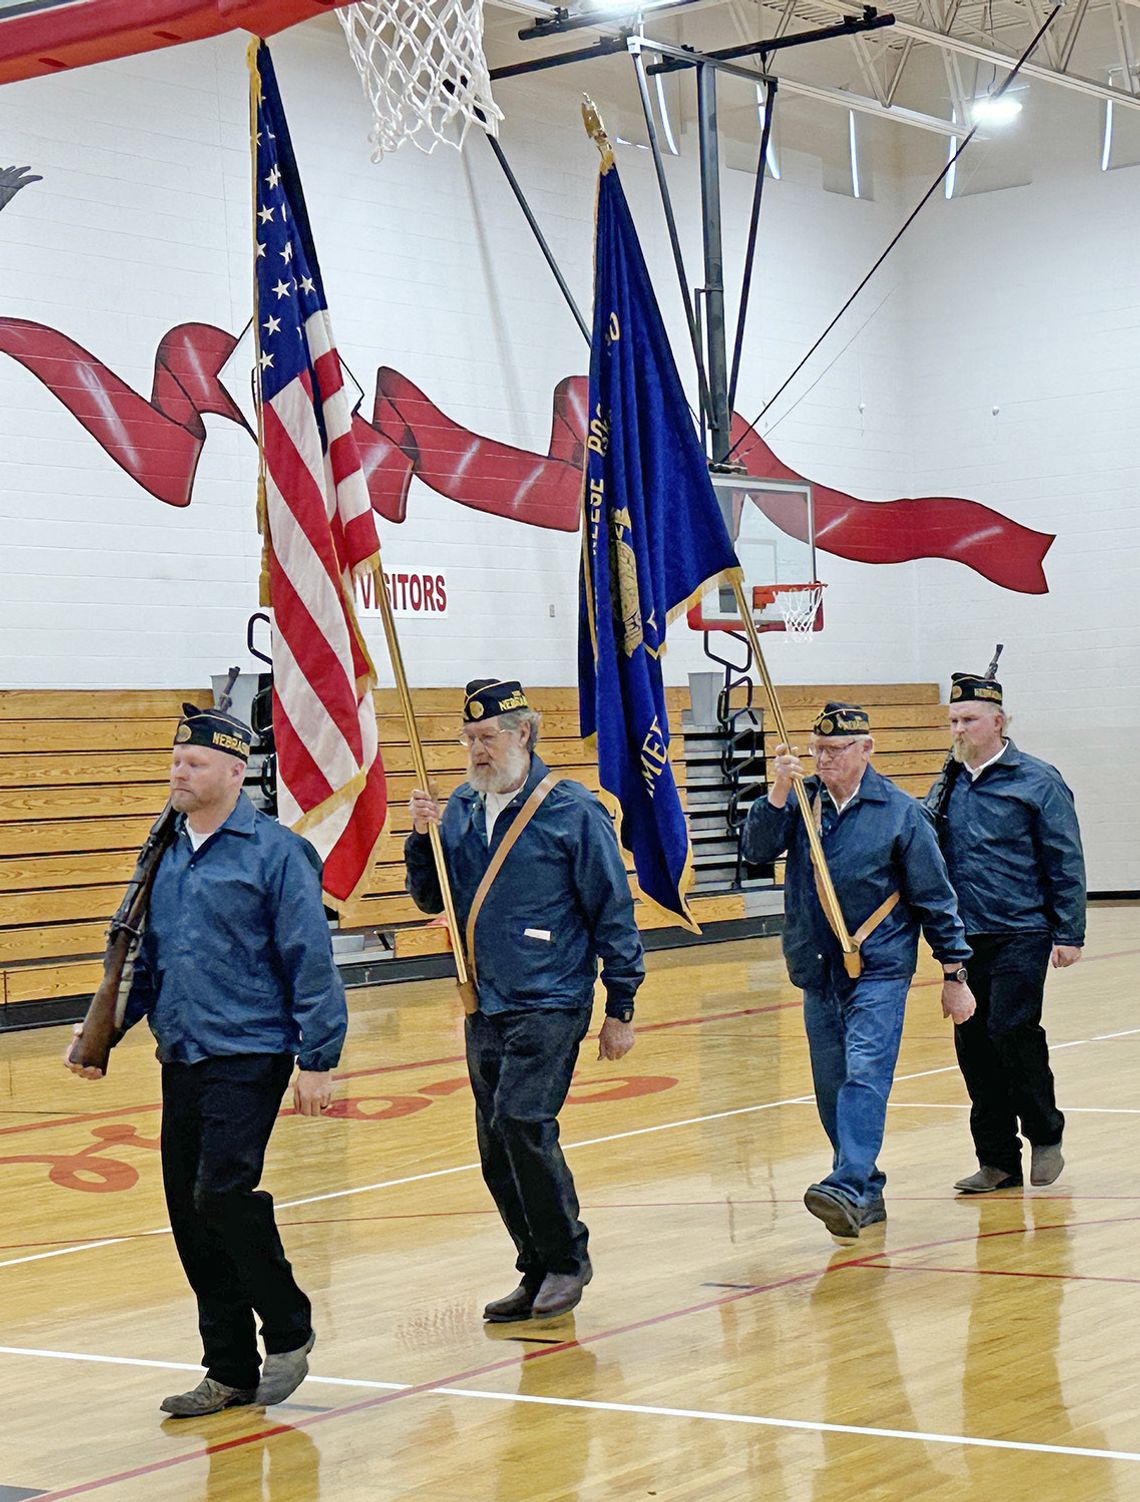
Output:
[0,317,1054,593]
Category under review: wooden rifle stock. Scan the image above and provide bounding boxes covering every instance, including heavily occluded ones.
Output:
[926,643,1004,823]
[71,665,241,1074]
[70,802,178,1075]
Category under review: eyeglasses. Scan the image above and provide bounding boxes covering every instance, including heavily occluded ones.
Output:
[458,728,512,749]
[809,740,862,762]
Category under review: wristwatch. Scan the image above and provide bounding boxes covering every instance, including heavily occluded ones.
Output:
[608,1006,635,1024]
[943,966,969,985]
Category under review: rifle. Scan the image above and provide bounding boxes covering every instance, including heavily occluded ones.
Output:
[69,667,241,1075]
[925,644,1003,826]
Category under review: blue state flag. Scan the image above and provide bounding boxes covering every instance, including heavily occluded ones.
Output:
[579,151,740,930]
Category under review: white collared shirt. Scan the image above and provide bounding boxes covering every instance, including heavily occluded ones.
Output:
[484,787,517,841]
[966,741,1009,781]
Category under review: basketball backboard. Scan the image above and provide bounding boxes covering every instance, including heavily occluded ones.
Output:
[688,474,822,634]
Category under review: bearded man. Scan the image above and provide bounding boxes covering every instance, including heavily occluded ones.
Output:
[406,679,644,1322]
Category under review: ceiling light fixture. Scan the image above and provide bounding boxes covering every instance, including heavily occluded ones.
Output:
[970,93,1023,125]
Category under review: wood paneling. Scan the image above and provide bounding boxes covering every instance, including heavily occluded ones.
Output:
[0,682,948,1011]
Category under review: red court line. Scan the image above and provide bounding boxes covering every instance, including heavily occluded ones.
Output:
[0,1001,799,1140]
[28,1211,1140,1500]
[15,942,1138,1142]
[858,1261,1140,1288]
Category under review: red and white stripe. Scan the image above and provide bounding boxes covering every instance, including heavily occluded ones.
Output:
[262,309,387,903]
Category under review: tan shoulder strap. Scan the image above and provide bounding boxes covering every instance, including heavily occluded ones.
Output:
[465,772,558,985]
[810,791,900,977]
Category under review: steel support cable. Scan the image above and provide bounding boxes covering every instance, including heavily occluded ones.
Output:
[725,3,1062,462]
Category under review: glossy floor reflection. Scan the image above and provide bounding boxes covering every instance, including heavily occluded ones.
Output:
[2,905,1139,1499]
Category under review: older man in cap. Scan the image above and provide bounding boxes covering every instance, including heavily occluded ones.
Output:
[66,701,346,1416]
[407,679,644,1321]
[932,672,1086,1194]
[743,702,975,1239]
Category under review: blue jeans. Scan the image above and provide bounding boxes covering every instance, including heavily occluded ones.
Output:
[802,975,911,1209]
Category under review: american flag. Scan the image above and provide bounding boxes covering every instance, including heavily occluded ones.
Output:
[252,41,387,904]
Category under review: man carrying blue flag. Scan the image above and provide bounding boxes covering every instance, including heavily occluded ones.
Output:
[578,112,739,930]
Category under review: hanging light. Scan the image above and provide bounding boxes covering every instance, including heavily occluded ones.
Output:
[970,93,1023,125]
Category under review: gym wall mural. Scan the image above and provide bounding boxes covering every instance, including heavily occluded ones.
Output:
[0,167,1053,595]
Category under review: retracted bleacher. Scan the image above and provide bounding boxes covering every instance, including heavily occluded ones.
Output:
[0,683,948,1023]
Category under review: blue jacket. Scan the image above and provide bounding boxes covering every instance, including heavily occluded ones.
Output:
[404,753,645,1016]
[742,763,970,990]
[121,793,348,1071]
[933,741,1086,944]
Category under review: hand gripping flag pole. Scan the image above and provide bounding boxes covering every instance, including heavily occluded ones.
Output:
[727,578,860,975]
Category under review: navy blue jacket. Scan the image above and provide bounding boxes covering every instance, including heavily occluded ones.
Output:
[933,741,1086,944]
[121,793,348,1071]
[743,763,970,990]
[405,753,645,1016]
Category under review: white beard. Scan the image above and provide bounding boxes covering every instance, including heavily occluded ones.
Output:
[467,744,530,794]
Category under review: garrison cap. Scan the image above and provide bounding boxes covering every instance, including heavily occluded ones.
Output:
[812,701,871,737]
[174,703,253,761]
[949,673,1003,706]
[463,679,529,723]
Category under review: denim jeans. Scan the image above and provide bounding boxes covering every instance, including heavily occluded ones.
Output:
[802,975,911,1209]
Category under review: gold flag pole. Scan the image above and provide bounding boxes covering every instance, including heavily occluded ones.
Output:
[372,577,472,998]
[729,579,860,974]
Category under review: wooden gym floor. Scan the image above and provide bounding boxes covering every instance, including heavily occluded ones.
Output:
[1,903,1138,1501]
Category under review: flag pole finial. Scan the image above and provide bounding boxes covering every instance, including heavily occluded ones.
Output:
[581,95,615,171]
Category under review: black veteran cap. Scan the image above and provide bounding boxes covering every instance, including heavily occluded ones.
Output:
[175,703,253,761]
[949,673,1003,705]
[812,701,871,737]
[463,679,530,723]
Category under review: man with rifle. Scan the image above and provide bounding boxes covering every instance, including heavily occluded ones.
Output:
[929,670,1086,1194]
[65,701,346,1416]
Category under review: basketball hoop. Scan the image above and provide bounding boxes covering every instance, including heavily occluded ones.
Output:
[754,582,826,639]
[338,0,503,159]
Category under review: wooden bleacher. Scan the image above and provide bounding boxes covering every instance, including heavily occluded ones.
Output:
[0,682,950,1017]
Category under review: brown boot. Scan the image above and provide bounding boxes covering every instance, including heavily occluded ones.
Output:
[160,1377,257,1418]
[954,1165,1023,1194]
[531,1261,593,1319]
[483,1281,538,1323]
[1030,1143,1064,1186]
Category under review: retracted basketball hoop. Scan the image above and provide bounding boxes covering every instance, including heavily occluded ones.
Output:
[338,0,503,158]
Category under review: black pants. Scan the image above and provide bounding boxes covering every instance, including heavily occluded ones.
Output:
[465,1006,592,1283]
[955,933,1065,1175]
[161,1054,312,1390]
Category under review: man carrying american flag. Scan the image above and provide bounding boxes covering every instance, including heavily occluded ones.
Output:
[251,40,386,905]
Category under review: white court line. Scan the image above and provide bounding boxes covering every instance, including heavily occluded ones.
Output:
[886,1103,1140,1115]
[6,1025,1140,1273]
[0,1345,406,1390]
[1,1345,1137,1465]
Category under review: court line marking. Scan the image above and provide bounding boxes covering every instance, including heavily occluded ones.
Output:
[11,940,1137,1143]
[19,1213,1140,1499]
[7,1025,1140,1273]
[7,1339,1140,1471]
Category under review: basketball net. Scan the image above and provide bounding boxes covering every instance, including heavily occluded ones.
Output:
[338,0,503,159]
[758,583,825,640]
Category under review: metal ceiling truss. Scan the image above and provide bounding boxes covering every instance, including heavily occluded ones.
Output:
[493,0,1140,131]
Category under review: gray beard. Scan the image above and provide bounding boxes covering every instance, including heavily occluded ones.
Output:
[468,745,530,794]
[950,742,967,764]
